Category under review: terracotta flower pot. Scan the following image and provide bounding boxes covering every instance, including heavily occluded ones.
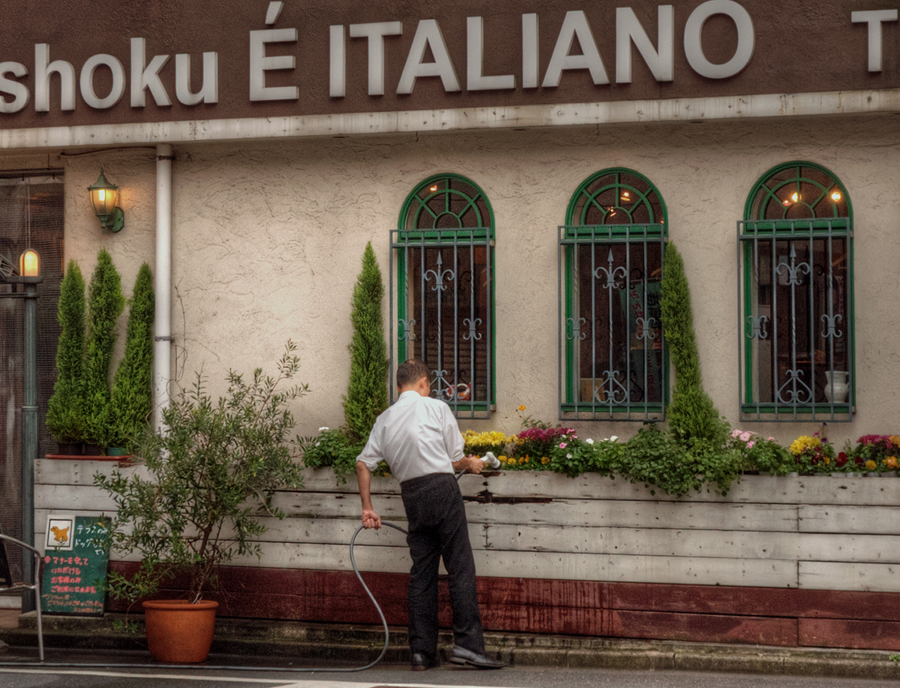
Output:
[142,599,218,663]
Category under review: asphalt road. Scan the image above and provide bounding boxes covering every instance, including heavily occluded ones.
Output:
[0,663,895,688]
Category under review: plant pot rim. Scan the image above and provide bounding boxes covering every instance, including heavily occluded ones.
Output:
[142,599,219,611]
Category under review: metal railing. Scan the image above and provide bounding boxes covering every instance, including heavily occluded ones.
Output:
[559,224,666,422]
[390,229,493,419]
[738,219,854,422]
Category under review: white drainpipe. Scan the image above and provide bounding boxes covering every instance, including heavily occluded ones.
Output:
[154,143,174,430]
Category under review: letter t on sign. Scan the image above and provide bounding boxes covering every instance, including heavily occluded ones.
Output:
[852,9,899,72]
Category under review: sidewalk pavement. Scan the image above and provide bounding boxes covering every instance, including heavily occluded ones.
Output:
[2,611,900,681]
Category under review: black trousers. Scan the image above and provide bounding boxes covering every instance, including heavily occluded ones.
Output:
[400,473,484,659]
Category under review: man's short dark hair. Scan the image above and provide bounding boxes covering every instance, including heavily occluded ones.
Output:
[397,359,430,389]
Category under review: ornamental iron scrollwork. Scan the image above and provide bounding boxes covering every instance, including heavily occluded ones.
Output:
[747,315,769,340]
[821,313,843,340]
[463,317,482,341]
[775,245,810,287]
[777,369,813,405]
[594,249,627,290]
[636,317,658,341]
[424,253,455,292]
[567,316,587,341]
[398,318,416,342]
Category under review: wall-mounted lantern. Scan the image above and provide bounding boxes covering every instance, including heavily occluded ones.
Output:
[88,171,125,234]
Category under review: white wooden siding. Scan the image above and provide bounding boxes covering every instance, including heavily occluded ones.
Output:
[34,460,900,593]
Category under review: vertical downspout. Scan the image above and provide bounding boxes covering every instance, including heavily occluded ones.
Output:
[154,144,174,429]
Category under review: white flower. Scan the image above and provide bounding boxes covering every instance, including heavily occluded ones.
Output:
[585,438,595,445]
[319,427,329,432]
[609,435,618,442]
[566,453,573,459]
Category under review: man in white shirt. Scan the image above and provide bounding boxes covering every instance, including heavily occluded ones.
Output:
[356,359,506,671]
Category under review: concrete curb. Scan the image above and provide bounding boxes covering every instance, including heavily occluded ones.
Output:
[2,612,900,680]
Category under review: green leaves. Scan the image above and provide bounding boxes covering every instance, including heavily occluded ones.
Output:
[344,242,389,441]
[84,249,125,447]
[109,262,154,449]
[95,342,308,602]
[661,242,727,448]
[46,261,86,444]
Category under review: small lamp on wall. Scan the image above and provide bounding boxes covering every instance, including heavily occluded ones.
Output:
[88,171,125,234]
[18,248,41,281]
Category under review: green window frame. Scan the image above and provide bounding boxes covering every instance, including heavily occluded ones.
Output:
[391,173,495,419]
[738,161,854,422]
[560,168,668,421]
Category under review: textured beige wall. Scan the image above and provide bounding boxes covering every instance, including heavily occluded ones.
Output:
[6,113,899,447]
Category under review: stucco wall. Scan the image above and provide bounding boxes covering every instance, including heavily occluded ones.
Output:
[8,112,900,444]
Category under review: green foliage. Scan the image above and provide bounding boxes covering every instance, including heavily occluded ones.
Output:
[83,249,125,448]
[46,261,86,444]
[300,428,367,482]
[95,342,308,602]
[109,263,155,449]
[660,243,727,448]
[303,243,389,483]
[548,437,621,478]
[730,430,794,476]
[343,242,389,441]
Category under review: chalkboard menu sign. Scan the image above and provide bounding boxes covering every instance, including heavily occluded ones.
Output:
[40,515,110,616]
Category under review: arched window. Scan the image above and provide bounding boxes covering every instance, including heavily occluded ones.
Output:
[560,169,667,421]
[391,174,494,418]
[738,162,853,421]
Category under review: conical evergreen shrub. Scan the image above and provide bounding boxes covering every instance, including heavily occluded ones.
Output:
[343,242,389,441]
[109,262,155,449]
[83,249,125,449]
[46,261,86,446]
[660,242,726,447]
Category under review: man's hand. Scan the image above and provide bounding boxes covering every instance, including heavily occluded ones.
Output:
[453,455,485,474]
[362,508,382,530]
[357,461,382,529]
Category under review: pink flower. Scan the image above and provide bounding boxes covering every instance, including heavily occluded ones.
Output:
[559,442,567,449]
[747,441,755,449]
[731,429,741,438]
[739,431,752,443]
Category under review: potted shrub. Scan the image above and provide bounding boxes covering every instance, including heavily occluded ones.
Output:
[95,342,308,663]
[83,249,125,454]
[46,260,87,454]
[108,263,154,454]
[301,242,388,480]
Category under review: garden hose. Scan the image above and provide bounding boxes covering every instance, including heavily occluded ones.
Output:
[0,458,500,674]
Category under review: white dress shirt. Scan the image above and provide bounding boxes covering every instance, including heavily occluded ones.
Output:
[356,390,465,483]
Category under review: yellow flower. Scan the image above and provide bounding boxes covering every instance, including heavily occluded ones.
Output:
[498,455,508,463]
[890,436,900,447]
[885,456,898,470]
[541,456,550,465]
[789,435,821,456]
[823,457,831,465]
[866,460,877,471]
[518,405,527,412]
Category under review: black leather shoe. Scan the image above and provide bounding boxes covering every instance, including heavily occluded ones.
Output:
[449,645,507,669]
[411,652,440,671]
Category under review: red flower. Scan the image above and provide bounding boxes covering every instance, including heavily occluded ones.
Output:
[836,452,848,467]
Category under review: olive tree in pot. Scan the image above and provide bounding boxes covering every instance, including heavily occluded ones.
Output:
[95,342,308,663]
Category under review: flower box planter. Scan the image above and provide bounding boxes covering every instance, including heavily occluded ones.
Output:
[34,462,900,651]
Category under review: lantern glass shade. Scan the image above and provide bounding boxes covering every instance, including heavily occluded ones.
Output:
[19,249,40,277]
[87,170,125,233]
[88,171,119,216]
